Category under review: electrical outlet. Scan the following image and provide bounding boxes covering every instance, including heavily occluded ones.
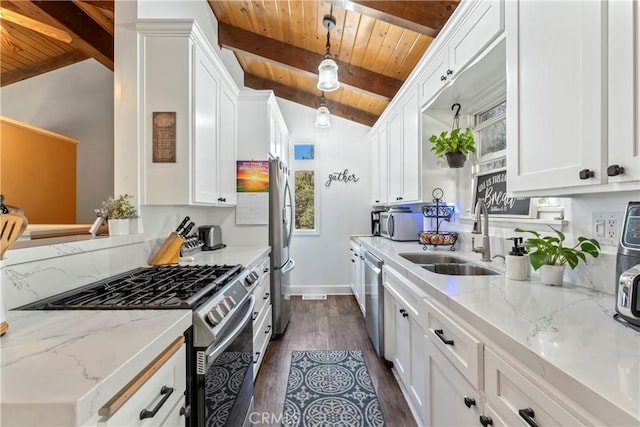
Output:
[592,211,623,246]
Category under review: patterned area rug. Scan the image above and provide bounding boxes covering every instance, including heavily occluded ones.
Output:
[282,350,386,427]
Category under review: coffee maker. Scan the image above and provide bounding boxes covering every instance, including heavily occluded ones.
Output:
[615,202,640,328]
[371,211,381,236]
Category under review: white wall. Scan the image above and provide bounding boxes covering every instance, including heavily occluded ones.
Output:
[0,59,114,223]
[277,98,372,295]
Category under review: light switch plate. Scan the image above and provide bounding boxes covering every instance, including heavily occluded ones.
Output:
[592,211,623,246]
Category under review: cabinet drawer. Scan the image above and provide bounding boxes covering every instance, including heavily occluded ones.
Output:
[485,347,593,426]
[422,298,483,389]
[253,302,272,344]
[382,265,423,317]
[253,278,271,324]
[99,338,186,427]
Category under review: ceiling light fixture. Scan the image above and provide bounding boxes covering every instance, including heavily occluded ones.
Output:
[314,92,331,128]
[317,5,339,92]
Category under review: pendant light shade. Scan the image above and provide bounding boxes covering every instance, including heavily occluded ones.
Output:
[317,7,339,92]
[314,92,331,128]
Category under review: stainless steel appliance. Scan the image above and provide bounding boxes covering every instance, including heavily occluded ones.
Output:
[380,211,422,241]
[616,202,640,329]
[364,251,384,357]
[17,264,258,427]
[269,158,294,336]
[198,225,225,251]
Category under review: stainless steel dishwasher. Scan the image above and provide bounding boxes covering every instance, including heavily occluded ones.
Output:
[364,251,384,357]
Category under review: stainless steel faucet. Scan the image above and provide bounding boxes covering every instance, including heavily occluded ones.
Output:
[471,200,491,262]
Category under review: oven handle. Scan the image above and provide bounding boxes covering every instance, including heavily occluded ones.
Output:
[205,295,255,365]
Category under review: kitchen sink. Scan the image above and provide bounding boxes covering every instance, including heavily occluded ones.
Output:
[399,253,467,265]
[421,263,502,276]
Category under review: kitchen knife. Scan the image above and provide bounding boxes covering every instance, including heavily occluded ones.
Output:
[175,216,190,234]
[181,221,195,237]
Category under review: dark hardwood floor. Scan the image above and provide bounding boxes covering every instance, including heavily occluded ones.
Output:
[253,295,417,427]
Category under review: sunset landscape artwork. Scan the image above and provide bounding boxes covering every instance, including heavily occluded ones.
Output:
[237,160,269,192]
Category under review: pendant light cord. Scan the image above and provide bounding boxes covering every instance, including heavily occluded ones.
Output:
[325,4,333,59]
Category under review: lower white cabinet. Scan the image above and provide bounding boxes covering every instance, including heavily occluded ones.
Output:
[97,339,186,427]
[251,255,272,380]
[349,241,365,315]
[424,335,482,427]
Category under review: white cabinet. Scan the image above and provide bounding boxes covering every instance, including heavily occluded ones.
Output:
[484,347,601,426]
[370,123,389,206]
[506,0,604,194]
[349,241,365,315]
[386,88,421,204]
[237,91,289,164]
[383,265,427,424]
[97,339,186,426]
[139,21,238,206]
[607,0,640,184]
[420,0,504,107]
[250,254,272,379]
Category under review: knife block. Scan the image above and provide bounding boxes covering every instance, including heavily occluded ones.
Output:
[148,232,184,265]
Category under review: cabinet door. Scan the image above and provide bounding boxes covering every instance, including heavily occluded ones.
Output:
[401,90,420,202]
[219,85,237,205]
[357,249,365,315]
[425,339,482,427]
[420,47,450,107]
[370,131,382,205]
[506,0,604,193]
[393,298,411,386]
[388,110,404,202]
[608,0,640,183]
[378,124,389,204]
[350,243,359,297]
[193,47,219,203]
[409,315,427,424]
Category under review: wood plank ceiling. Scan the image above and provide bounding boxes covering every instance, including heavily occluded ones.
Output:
[0,0,459,126]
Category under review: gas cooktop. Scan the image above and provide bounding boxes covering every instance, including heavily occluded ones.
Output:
[17,264,243,310]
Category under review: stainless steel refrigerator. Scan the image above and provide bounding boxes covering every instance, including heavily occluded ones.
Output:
[269,158,294,335]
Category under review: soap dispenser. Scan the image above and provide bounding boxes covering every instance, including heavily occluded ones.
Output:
[506,237,529,281]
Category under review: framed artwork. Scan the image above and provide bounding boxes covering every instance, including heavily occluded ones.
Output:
[472,168,536,217]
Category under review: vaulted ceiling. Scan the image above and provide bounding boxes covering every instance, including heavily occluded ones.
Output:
[0,0,460,126]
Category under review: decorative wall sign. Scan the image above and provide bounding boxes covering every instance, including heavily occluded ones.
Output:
[473,168,533,217]
[325,169,360,187]
[152,112,176,163]
[236,160,269,225]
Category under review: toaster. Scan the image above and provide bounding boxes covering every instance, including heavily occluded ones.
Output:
[198,225,225,251]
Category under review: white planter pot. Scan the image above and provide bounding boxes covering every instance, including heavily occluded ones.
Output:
[539,264,566,286]
[108,219,130,236]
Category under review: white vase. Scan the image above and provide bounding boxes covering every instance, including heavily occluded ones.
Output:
[108,219,130,236]
[540,264,566,286]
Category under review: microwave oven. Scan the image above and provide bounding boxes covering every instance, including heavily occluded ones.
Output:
[380,212,422,241]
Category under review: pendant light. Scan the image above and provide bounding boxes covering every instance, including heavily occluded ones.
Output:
[314,92,331,128]
[317,6,339,92]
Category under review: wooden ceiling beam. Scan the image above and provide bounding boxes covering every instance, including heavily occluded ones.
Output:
[27,0,113,69]
[218,22,400,100]
[1,50,89,86]
[78,1,115,13]
[245,74,377,127]
[327,0,459,37]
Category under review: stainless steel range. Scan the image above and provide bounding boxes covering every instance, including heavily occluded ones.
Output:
[18,263,257,427]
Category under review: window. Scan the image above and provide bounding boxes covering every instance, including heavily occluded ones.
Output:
[474,101,507,172]
[291,143,320,234]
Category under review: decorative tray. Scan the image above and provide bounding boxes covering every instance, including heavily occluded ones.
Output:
[419,231,458,250]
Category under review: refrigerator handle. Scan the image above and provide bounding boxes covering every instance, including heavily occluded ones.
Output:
[284,180,294,248]
[282,258,296,274]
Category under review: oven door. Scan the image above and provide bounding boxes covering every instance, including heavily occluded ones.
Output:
[196,296,255,427]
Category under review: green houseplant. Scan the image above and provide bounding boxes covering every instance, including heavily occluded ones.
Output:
[95,194,138,236]
[514,226,601,286]
[428,127,476,168]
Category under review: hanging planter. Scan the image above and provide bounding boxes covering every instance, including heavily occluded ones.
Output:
[427,103,476,169]
[445,151,467,168]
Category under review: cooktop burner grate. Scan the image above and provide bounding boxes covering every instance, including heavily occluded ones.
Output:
[18,264,243,310]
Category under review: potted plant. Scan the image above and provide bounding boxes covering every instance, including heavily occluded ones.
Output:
[514,226,601,286]
[95,194,138,236]
[428,127,476,168]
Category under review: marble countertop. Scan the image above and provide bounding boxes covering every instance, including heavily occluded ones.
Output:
[354,236,640,426]
[0,310,191,426]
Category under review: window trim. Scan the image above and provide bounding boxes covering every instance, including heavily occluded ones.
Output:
[291,141,320,236]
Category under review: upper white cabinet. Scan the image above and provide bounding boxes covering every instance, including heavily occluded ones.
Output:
[139,21,238,206]
[420,0,504,107]
[607,0,640,184]
[507,0,639,195]
[237,91,289,164]
[370,123,388,206]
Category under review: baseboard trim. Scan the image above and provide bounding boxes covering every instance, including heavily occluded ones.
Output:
[285,284,353,297]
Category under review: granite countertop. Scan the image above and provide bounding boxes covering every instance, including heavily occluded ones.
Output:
[0,310,191,426]
[354,236,640,426]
